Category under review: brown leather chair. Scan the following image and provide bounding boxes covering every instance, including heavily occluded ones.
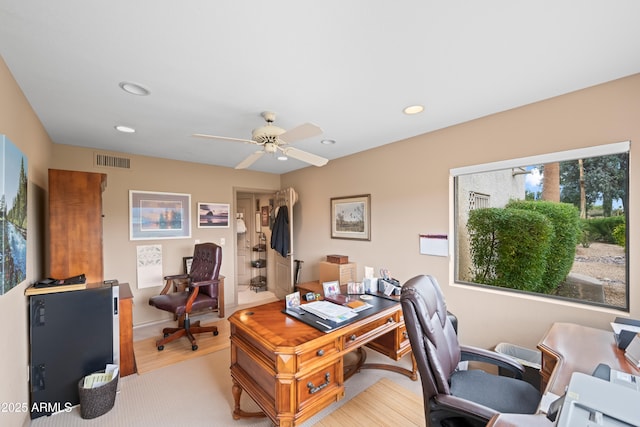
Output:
[149,242,223,351]
[400,274,541,427]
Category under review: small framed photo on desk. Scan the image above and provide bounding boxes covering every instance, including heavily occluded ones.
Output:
[322,281,340,298]
[286,291,301,309]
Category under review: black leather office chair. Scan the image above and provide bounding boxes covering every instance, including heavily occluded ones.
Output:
[149,242,223,351]
[400,274,541,427]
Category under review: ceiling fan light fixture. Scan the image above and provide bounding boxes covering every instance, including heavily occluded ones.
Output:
[403,104,424,115]
[119,81,150,96]
[115,125,136,133]
[277,155,288,161]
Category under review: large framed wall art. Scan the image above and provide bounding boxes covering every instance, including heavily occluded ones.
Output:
[129,190,191,240]
[1,135,28,294]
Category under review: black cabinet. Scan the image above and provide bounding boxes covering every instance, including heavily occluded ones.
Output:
[28,284,118,418]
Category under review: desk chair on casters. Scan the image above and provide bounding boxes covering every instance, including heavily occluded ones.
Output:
[149,242,223,351]
[400,274,541,427]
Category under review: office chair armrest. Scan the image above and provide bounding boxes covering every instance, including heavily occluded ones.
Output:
[434,393,497,423]
[460,344,525,379]
[189,278,220,289]
[164,273,189,281]
[158,274,190,295]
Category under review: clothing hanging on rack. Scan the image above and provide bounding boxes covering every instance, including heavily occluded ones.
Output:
[270,187,297,257]
[271,205,289,257]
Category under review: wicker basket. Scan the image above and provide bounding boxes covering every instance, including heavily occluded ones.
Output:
[77,371,119,419]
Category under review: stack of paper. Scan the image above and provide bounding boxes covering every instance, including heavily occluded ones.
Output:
[300,301,358,323]
[82,364,119,389]
[624,333,640,368]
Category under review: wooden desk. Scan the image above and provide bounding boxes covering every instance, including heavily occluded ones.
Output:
[488,322,640,427]
[229,297,413,427]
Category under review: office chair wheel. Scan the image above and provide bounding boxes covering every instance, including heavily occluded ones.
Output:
[163,333,169,338]
[213,331,219,336]
[192,344,198,351]
[157,345,164,351]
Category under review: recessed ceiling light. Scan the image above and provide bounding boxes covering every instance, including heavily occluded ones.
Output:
[403,105,424,115]
[320,139,336,145]
[119,81,150,96]
[115,125,136,133]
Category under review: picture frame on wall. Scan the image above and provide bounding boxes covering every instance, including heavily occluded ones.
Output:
[1,135,28,294]
[129,190,191,240]
[330,194,371,240]
[197,202,230,228]
[183,256,193,274]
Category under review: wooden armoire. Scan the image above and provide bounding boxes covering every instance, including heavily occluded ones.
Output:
[48,169,106,283]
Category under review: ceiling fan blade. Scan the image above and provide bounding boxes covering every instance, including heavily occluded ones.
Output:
[192,133,255,144]
[283,147,328,167]
[235,150,265,169]
[278,123,323,144]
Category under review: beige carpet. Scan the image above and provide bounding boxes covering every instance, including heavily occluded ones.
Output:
[133,319,230,374]
[312,377,425,427]
[29,345,423,427]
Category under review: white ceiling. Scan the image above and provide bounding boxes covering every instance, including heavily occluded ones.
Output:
[2,1,640,174]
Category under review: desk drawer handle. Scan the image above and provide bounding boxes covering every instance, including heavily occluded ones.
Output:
[316,349,325,357]
[387,317,394,324]
[349,334,357,342]
[307,373,330,394]
[402,331,409,339]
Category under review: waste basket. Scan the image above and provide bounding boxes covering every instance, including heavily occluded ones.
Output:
[495,342,541,391]
[77,370,119,419]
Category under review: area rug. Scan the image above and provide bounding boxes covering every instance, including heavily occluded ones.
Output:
[133,319,230,374]
[312,377,425,427]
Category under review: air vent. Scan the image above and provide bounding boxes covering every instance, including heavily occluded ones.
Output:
[94,153,131,169]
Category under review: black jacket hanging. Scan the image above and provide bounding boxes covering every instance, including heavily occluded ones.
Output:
[270,206,290,257]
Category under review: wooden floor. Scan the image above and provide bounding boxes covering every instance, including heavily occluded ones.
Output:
[133,319,230,374]
[312,377,425,427]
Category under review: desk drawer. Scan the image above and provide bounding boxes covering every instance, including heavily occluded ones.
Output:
[343,313,397,351]
[296,359,342,411]
[298,340,339,371]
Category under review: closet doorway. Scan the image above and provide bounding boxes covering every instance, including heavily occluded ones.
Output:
[235,188,297,304]
[235,190,277,306]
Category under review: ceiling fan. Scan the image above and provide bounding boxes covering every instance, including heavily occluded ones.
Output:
[193,111,329,169]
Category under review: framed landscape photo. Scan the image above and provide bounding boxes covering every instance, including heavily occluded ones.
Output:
[197,202,230,228]
[129,190,191,240]
[330,194,371,240]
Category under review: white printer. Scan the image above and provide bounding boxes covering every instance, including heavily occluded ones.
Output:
[555,371,640,427]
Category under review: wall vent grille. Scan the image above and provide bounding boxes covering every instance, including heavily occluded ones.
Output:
[95,153,131,169]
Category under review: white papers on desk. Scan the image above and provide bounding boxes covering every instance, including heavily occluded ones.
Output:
[300,301,358,323]
[624,333,640,368]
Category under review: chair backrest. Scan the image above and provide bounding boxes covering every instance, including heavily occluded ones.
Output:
[189,242,222,298]
[401,275,461,400]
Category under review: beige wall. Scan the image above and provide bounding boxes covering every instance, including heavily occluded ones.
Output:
[0,57,53,427]
[283,73,640,350]
[50,145,281,325]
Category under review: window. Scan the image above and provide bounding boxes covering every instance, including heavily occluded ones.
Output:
[452,141,629,310]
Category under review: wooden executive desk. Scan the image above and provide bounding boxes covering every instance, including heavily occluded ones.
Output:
[488,322,640,427]
[228,294,413,427]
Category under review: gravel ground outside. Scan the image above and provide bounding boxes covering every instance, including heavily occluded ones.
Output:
[562,242,626,307]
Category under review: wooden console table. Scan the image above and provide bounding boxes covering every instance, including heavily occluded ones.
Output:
[228,296,414,427]
[488,322,640,426]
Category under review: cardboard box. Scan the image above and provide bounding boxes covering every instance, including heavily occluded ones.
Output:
[319,261,356,288]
